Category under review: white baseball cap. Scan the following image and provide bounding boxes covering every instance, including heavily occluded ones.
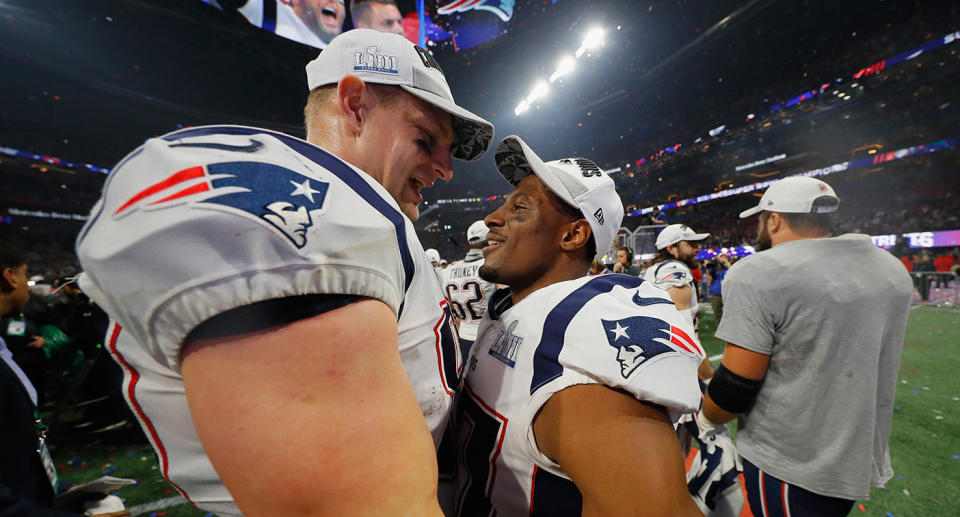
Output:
[466,220,489,244]
[306,29,493,161]
[655,224,710,250]
[425,248,440,265]
[494,135,623,259]
[739,176,839,218]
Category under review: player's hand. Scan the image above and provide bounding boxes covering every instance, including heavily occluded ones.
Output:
[613,262,625,273]
[695,412,721,441]
[27,335,46,349]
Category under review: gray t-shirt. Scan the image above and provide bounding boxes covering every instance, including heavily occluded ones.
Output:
[715,234,912,500]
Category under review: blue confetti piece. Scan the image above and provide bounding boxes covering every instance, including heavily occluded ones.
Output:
[911,391,918,394]
[126,451,135,456]
[886,513,895,517]
[894,406,901,410]
[204,514,214,517]
[953,455,959,460]
[150,513,157,517]
[898,474,903,479]
[101,466,118,474]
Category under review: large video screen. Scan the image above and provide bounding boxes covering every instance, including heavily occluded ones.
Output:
[210,0,555,51]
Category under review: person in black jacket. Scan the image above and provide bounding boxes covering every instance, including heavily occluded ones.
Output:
[0,246,128,517]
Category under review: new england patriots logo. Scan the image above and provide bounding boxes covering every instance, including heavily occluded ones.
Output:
[602,316,703,379]
[437,0,514,22]
[113,161,329,249]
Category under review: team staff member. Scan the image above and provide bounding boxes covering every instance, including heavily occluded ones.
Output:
[454,136,703,516]
[612,246,641,275]
[702,177,913,516]
[76,30,492,516]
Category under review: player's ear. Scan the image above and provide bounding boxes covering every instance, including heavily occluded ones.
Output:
[337,75,370,135]
[768,212,784,234]
[560,219,592,255]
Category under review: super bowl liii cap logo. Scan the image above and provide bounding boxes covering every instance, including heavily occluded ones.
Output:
[113,160,329,249]
[354,46,400,75]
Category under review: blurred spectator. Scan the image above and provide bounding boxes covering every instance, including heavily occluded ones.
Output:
[707,254,731,325]
[913,251,935,301]
[933,253,954,288]
[612,246,641,275]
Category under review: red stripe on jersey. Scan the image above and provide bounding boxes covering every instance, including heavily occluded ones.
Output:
[147,182,210,206]
[528,465,538,515]
[114,165,204,215]
[105,323,196,507]
[671,325,704,357]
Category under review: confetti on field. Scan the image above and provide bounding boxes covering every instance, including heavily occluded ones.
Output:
[141,456,148,461]
[912,390,918,394]
[922,386,930,390]
[898,474,903,480]
[912,369,919,374]
[952,455,959,460]
[858,503,866,512]
[903,489,910,496]
[953,397,959,401]
[886,513,896,517]
[901,380,907,384]
[935,415,944,420]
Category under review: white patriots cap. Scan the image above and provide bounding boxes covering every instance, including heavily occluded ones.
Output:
[425,248,441,265]
[655,224,710,250]
[466,220,489,244]
[305,29,493,161]
[739,176,839,218]
[494,135,623,259]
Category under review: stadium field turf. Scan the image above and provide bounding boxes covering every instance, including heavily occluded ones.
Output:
[51,304,958,516]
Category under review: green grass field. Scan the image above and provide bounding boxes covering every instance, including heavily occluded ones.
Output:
[51,304,959,516]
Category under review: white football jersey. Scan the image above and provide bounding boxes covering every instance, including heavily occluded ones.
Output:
[441,249,498,342]
[454,274,703,516]
[643,259,700,330]
[76,126,462,516]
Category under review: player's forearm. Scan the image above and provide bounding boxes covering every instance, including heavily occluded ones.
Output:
[702,392,739,425]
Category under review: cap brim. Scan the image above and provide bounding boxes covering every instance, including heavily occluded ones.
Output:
[687,232,710,241]
[494,135,578,207]
[400,85,493,161]
[739,205,763,219]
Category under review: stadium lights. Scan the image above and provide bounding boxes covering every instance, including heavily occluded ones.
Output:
[582,27,605,50]
[526,82,549,103]
[549,55,576,83]
[514,100,530,116]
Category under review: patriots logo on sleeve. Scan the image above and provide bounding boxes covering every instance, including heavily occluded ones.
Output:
[602,316,704,379]
[112,160,329,248]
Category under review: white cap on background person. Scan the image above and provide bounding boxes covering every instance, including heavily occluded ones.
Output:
[306,28,493,161]
[655,224,710,250]
[425,248,441,266]
[466,220,489,244]
[739,176,839,218]
[494,135,623,259]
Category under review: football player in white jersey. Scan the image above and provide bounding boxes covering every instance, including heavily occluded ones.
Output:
[75,30,493,516]
[644,223,713,379]
[453,136,704,516]
[645,225,744,516]
[441,220,499,357]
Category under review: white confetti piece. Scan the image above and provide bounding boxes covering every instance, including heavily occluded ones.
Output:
[922,387,930,391]
[935,416,944,420]
[903,488,911,496]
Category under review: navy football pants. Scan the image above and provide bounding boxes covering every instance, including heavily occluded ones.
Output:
[743,459,855,517]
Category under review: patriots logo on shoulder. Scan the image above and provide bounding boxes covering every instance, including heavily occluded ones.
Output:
[112,160,329,249]
[602,316,703,379]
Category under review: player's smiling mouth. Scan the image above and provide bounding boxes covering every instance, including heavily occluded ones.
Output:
[321,7,338,20]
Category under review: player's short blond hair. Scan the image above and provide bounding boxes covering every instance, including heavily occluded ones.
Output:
[303,82,402,136]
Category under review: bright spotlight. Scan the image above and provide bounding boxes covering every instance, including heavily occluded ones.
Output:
[549,56,576,83]
[582,27,605,50]
[526,82,549,103]
[515,101,530,116]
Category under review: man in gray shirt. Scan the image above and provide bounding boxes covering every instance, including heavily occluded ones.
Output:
[701,176,913,516]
